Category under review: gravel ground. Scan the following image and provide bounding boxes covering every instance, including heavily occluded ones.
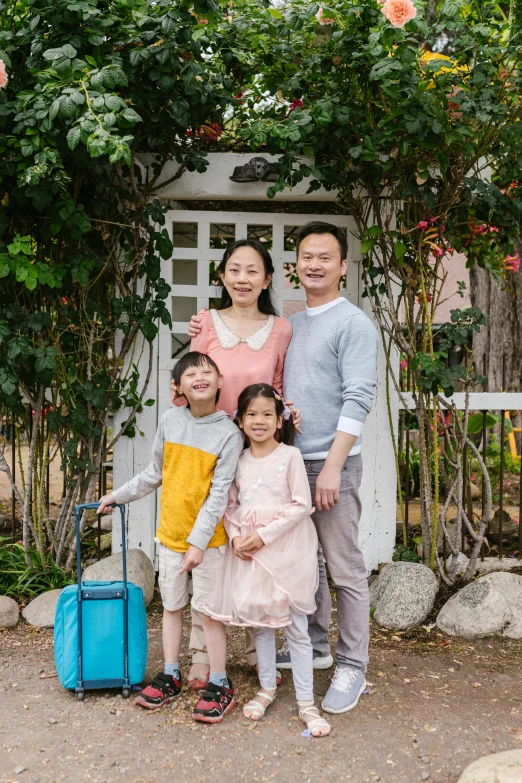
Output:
[2,598,522,783]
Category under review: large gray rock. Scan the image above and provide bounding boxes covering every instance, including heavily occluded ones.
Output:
[437,572,522,639]
[457,749,522,782]
[369,561,439,629]
[22,588,62,628]
[82,548,154,606]
[0,595,20,628]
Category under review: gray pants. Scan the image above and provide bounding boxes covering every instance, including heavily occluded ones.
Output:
[306,454,369,673]
[254,610,313,701]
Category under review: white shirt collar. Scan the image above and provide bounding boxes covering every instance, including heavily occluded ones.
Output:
[306,297,346,317]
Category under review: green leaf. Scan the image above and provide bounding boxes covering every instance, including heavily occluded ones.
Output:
[24,276,38,291]
[192,28,207,42]
[105,94,123,111]
[394,241,407,261]
[122,108,142,123]
[467,412,497,435]
[61,44,77,58]
[67,127,81,151]
[361,238,375,254]
[268,8,283,18]
[59,96,76,119]
[43,48,64,61]
[49,99,61,121]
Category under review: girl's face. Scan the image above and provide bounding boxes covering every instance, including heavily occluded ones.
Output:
[240,396,282,445]
[220,246,271,309]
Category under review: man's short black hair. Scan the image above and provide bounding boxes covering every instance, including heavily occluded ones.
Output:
[295,221,348,263]
[172,351,221,404]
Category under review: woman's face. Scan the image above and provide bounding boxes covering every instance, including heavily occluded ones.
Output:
[220,246,271,309]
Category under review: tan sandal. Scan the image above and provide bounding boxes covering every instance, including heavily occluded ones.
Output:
[298,701,331,737]
[243,689,276,721]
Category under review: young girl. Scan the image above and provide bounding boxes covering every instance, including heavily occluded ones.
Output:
[204,383,331,738]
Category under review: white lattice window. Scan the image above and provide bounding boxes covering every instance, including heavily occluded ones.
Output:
[156,209,359,412]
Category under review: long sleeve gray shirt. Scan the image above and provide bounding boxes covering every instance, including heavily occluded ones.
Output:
[283,297,379,458]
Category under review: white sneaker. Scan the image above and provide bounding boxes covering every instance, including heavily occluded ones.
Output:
[322,666,366,714]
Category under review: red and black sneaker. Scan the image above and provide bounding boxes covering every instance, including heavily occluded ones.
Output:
[193,680,236,723]
[134,671,182,710]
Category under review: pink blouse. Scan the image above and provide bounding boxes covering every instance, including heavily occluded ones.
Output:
[188,309,292,418]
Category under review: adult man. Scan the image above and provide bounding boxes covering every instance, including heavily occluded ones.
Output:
[278,221,378,714]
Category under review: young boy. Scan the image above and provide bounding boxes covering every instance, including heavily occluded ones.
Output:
[98,351,243,723]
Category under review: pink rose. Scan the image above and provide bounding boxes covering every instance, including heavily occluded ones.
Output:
[0,59,8,90]
[417,221,428,229]
[381,0,417,29]
[316,8,335,24]
[400,359,407,371]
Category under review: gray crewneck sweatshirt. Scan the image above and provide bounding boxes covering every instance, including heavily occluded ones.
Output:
[283,298,378,459]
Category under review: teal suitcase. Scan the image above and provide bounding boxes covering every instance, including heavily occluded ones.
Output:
[54,503,147,699]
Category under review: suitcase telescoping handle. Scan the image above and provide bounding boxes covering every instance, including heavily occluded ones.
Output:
[74,502,128,591]
[74,502,130,700]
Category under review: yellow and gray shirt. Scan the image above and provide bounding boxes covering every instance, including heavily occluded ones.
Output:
[112,406,243,552]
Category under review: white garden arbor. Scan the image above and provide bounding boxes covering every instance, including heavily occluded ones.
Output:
[112,153,398,573]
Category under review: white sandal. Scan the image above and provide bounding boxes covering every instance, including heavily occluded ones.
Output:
[298,702,331,737]
[243,689,277,721]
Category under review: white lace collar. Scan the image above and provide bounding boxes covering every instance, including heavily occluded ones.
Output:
[210,309,275,352]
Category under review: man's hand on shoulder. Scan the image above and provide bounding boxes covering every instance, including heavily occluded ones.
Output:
[179,544,204,574]
[315,464,341,511]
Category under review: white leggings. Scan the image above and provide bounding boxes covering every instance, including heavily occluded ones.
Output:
[254,610,313,702]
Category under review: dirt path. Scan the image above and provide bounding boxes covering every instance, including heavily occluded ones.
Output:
[2,600,522,783]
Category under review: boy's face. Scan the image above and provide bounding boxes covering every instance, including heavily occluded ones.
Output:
[176,361,223,406]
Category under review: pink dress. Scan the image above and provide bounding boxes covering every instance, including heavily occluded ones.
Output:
[189,309,292,419]
[205,443,319,628]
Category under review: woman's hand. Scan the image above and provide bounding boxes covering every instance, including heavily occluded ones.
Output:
[98,493,116,514]
[170,380,184,405]
[232,536,251,560]
[283,400,303,434]
[188,308,207,338]
[236,531,265,555]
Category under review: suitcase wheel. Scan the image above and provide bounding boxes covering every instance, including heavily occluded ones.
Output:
[122,687,131,699]
[76,690,85,702]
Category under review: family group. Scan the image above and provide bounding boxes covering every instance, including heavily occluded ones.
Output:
[98,221,379,738]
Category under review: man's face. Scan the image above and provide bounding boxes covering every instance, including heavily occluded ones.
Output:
[177,361,222,406]
[296,232,347,295]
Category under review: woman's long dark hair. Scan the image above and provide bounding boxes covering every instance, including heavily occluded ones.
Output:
[236,383,295,446]
[217,239,278,316]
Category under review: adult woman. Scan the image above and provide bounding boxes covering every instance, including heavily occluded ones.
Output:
[173,238,292,417]
[170,238,296,689]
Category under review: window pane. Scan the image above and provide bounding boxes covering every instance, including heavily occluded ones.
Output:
[172,259,197,285]
[210,223,235,249]
[284,225,299,252]
[283,260,301,290]
[172,296,198,322]
[247,224,273,250]
[172,222,198,248]
[172,333,191,360]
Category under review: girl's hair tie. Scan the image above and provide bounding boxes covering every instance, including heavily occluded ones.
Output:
[282,405,291,421]
[273,392,282,401]
[233,409,238,419]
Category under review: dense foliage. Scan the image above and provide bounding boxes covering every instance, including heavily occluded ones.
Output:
[0,0,247,566]
[224,0,522,577]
